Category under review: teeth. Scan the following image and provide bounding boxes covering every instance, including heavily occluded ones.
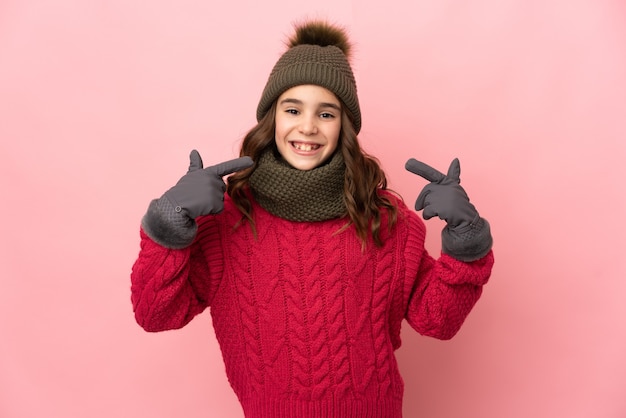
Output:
[293,142,319,151]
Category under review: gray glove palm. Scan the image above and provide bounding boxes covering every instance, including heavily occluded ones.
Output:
[405,158,492,261]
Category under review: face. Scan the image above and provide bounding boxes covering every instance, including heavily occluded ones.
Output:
[274,84,342,171]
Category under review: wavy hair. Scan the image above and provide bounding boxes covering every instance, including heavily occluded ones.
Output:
[227,102,398,247]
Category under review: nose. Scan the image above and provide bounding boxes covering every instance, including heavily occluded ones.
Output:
[298,116,318,135]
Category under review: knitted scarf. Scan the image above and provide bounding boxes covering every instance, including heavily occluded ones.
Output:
[248,149,346,222]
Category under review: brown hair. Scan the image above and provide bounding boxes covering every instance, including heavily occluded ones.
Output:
[227,102,398,247]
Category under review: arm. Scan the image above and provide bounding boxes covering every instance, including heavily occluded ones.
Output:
[403,157,494,339]
[130,228,214,332]
[130,150,252,332]
[405,249,494,340]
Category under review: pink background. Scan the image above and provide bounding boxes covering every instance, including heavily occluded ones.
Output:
[2,1,625,417]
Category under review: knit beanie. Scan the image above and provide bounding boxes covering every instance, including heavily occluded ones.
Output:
[256,21,362,133]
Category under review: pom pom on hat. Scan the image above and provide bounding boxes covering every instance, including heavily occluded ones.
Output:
[287,20,352,59]
[256,20,362,133]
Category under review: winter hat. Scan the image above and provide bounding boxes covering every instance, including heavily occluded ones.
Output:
[256,20,362,133]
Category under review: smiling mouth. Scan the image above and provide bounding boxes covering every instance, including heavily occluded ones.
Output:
[291,141,320,152]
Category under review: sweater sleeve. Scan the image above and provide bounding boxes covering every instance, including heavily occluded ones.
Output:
[130,216,224,332]
[403,210,494,340]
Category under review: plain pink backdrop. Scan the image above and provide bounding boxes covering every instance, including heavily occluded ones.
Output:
[1,1,625,417]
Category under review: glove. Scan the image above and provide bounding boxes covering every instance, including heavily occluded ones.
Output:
[405,158,492,261]
[142,150,253,249]
[164,150,254,219]
[405,158,478,228]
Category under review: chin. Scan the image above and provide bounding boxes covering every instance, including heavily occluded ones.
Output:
[288,160,319,171]
[277,152,322,171]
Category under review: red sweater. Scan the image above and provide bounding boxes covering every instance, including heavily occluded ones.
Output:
[131,194,494,418]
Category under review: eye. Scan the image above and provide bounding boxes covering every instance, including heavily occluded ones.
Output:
[286,108,299,115]
[320,112,336,119]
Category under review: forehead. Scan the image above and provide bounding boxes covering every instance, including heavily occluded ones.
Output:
[278,84,340,105]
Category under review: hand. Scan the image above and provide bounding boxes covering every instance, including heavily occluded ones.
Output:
[405,158,479,228]
[164,150,254,219]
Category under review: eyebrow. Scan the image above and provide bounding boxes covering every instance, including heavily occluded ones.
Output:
[279,98,341,111]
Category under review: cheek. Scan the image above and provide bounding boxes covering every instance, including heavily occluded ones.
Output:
[273,123,288,155]
[328,125,341,151]
[274,116,291,141]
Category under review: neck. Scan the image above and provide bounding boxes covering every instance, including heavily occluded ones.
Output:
[248,148,346,222]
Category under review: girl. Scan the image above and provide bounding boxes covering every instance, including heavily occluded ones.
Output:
[131,20,494,418]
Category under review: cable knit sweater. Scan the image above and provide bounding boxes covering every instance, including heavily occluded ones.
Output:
[130,193,494,418]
